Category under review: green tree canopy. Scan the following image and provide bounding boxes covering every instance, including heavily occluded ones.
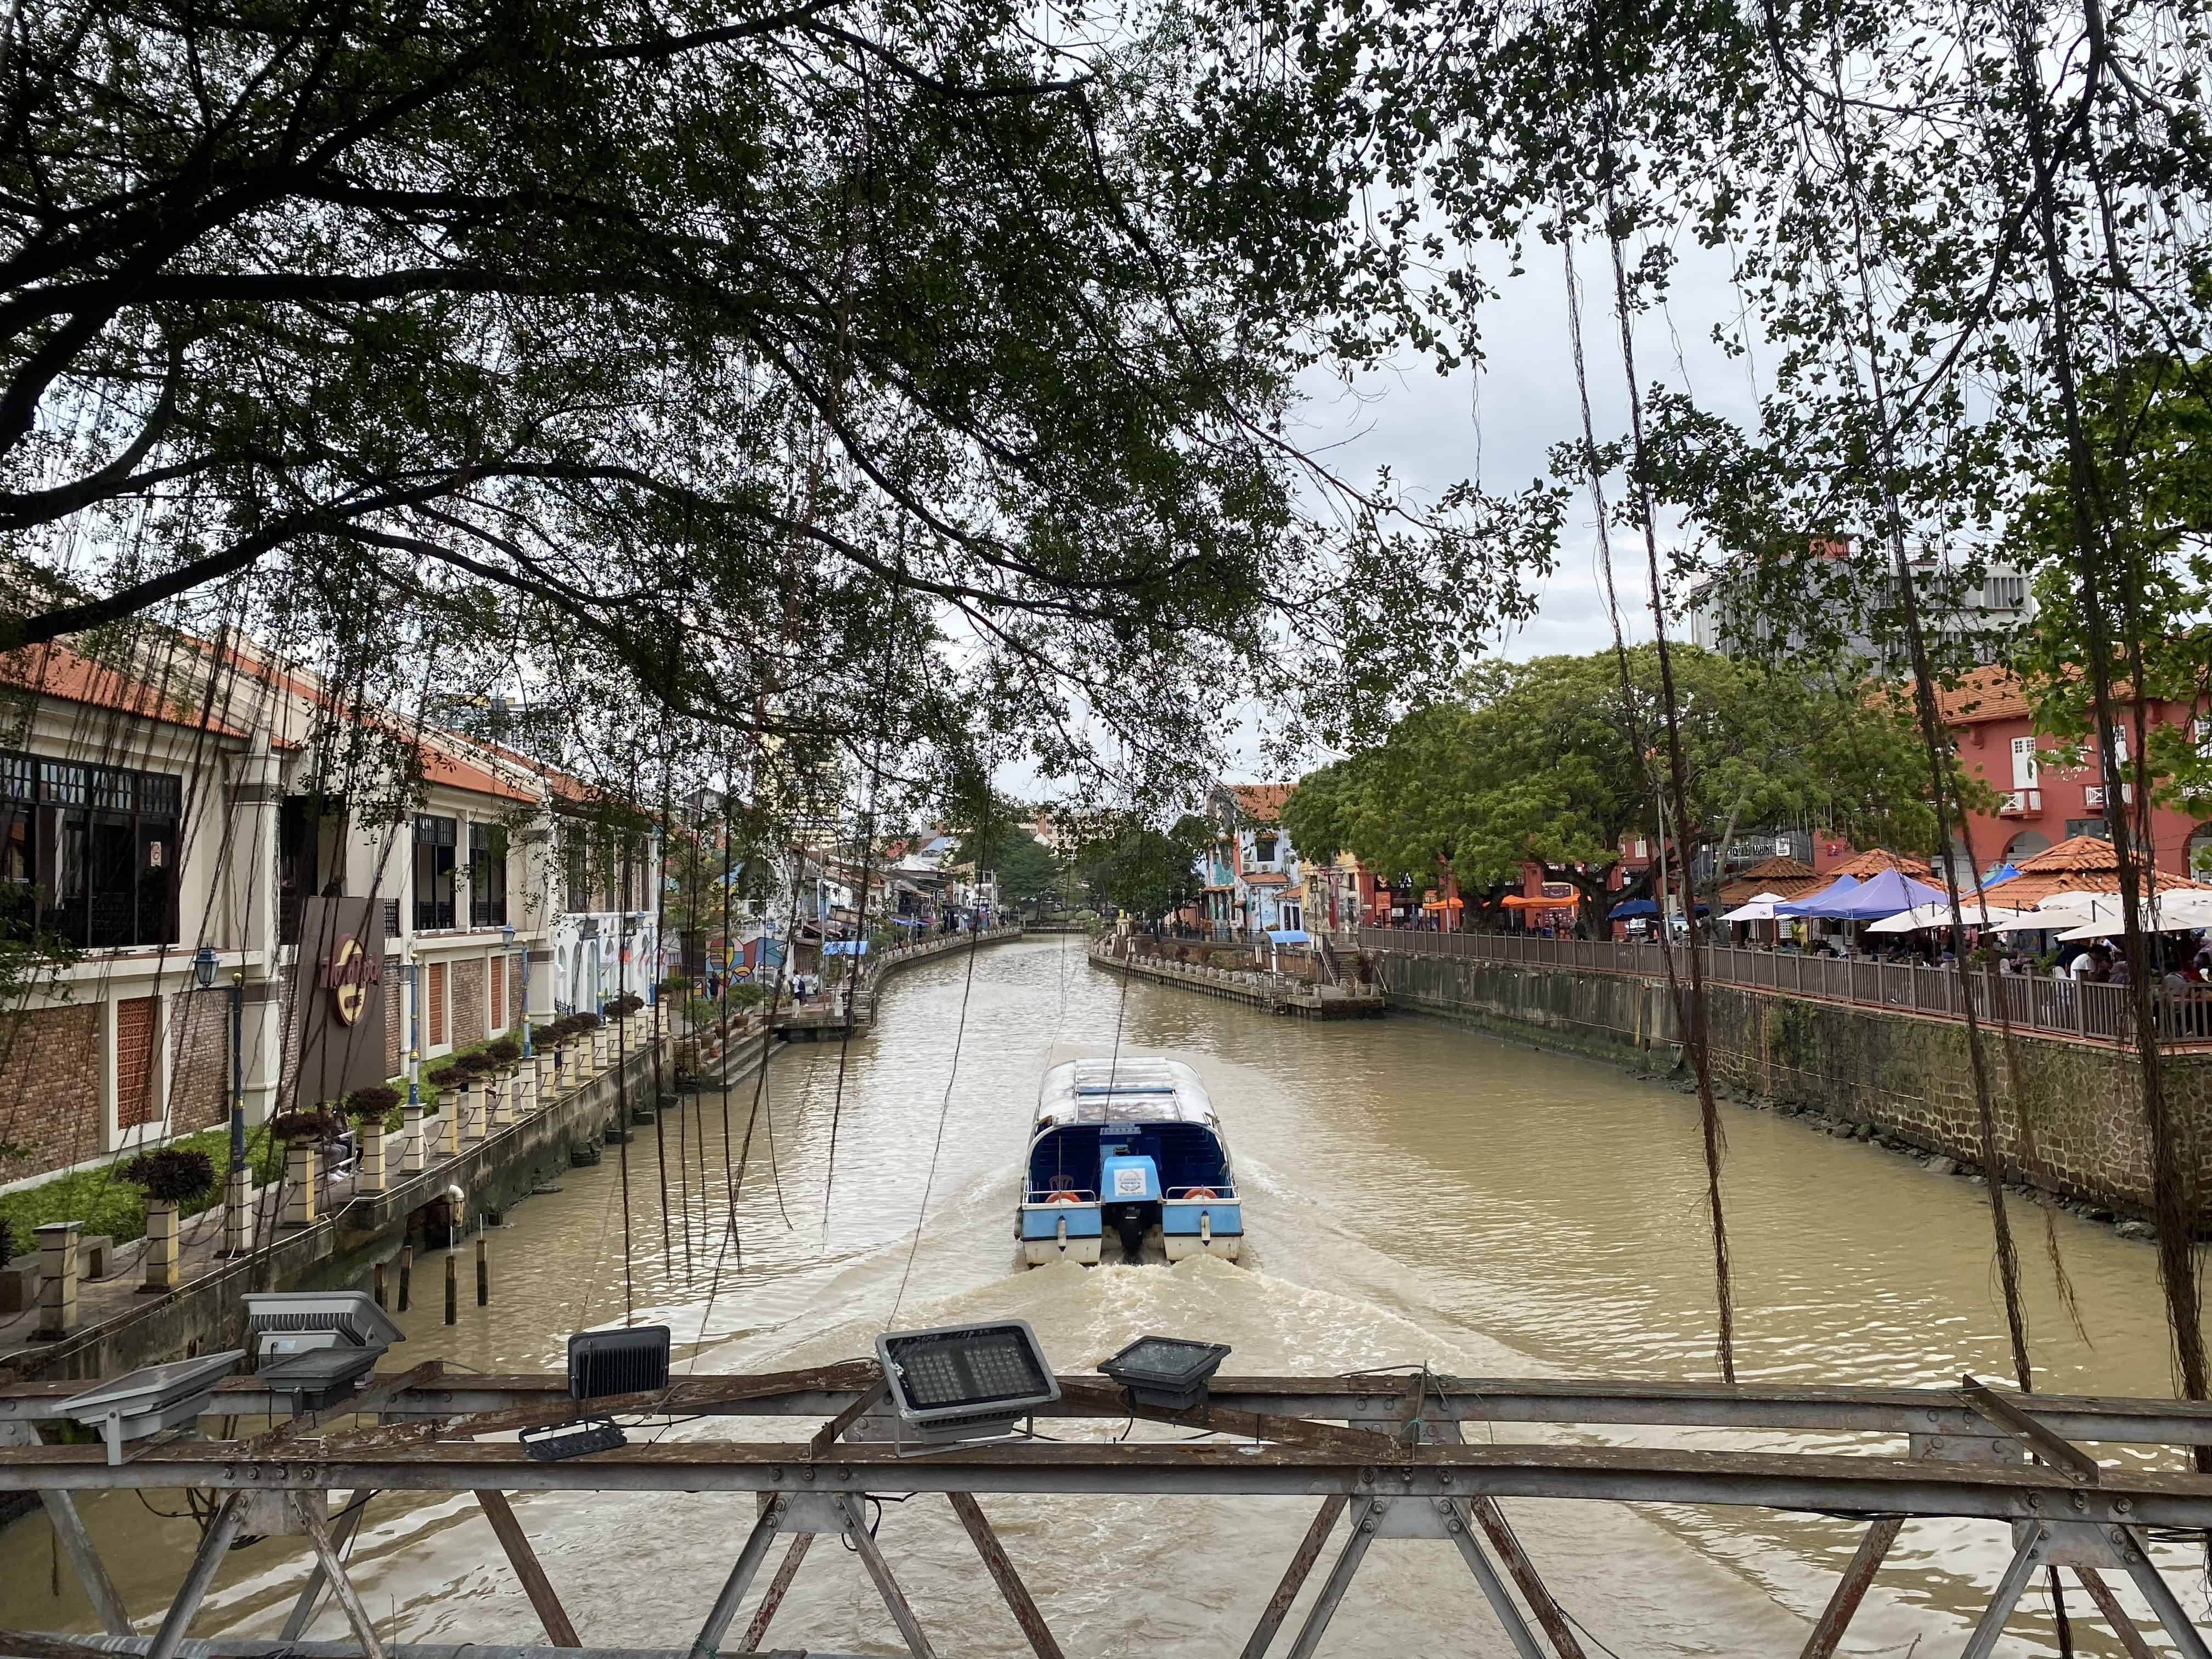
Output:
[1288,647,1953,928]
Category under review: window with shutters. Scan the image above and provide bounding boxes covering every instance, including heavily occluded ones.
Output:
[115,996,156,1127]
[414,815,456,930]
[489,957,505,1032]
[428,961,448,1047]
[2010,736,2040,789]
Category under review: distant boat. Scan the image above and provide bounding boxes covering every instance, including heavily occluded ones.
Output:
[1017,1058,1244,1266]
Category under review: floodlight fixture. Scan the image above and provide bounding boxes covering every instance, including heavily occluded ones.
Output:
[568,1324,671,1400]
[1099,1336,1231,1412]
[63,1350,244,1465]
[876,1320,1059,1444]
[258,1345,381,1413]
[242,1290,405,1361]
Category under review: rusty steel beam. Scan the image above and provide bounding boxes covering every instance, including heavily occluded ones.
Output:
[946,1493,1064,1659]
[834,1494,935,1658]
[736,1534,812,1654]
[295,1493,388,1659]
[2074,1567,2162,1659]
[15,1369,2212,1446]
[8,1438,2212,1528]
[475,1491,582,1649]
[1795,1516,1903,1659]
[809,1376,888,1460]
[280,1490,375,1641]
[1238,1496,1347,1659]
[1463,1499,1586,1659]
[1051,1378,1392,1457]
[1960,1377,2101,1485]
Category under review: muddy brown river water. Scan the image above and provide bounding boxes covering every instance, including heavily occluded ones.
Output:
[3,934,2205,1654]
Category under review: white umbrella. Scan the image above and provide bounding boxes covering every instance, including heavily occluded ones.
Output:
[1865,900,2039,934]
[2051,890,2212,940]
[1720,891,1789,923]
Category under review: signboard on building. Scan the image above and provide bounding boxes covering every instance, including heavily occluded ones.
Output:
[293,896,387,1107]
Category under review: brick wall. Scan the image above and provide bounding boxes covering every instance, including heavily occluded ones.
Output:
[1379,953,2212,1226]
[384,956,403,1079]
[0,1006,103,1182]
[454,958,485,1045]
[166,988,229,1134]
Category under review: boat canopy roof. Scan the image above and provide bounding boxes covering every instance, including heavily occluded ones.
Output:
[1034,1058,1217,1130]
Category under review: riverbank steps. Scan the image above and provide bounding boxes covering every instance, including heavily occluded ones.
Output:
[1374,946,2212,1237]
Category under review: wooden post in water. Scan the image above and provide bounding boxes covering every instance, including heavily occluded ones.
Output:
[374,1261,387,1311]
[444,1252,458,1325]
[476,1236,489,1306]
[398,1246,413,1312]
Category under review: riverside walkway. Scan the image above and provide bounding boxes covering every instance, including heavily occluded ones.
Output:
[1358,925,2212,1048]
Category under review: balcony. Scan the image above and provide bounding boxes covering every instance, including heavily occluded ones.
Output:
[2083,785,2134,809]
[1998,789,2041,816]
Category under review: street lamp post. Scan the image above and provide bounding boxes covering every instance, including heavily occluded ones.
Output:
[194,946,252,1256]
[403,958,421,1110]
[504,922,529,1057]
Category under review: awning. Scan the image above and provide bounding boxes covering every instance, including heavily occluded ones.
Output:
[1609,898,1708,919]
[1266,929,1311,944]
[1421,896,1464,911]
[1501,893,1575,910]
[1778,868,1949,921]
[1719,892,1790,923]
[821,940,870,956]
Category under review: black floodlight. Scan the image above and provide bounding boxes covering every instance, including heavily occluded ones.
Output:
[1100,1336,1232,1412]
[243,1290,405,1361]
[522,1417,628,1461]
[568,1324,671,1400]
[876,1320,1059,1442]
[258,1345,381,1413]
[63,1350,244,1465]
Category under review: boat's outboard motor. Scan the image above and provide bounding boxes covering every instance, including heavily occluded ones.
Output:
[1100,1152,1163,1265]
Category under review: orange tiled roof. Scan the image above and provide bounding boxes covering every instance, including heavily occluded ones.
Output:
[1933,667,2033,725]
[1827,848,1933,880]
[1229,782,1294,823]
[0,645,249,738]
[1997,835,2202,907]
[1718,856,1825,906]
[1243,871,1290,887]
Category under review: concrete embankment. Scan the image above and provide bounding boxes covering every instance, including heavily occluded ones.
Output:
[1,1030,758,1387]
[1377,950,2212,1230]
[1088,943,1385,1017]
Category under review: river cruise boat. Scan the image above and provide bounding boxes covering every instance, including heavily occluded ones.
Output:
[1018,1057,1244,1267]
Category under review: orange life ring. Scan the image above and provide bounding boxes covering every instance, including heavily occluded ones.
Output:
[1183,1187,1219,1201]
[1047,1189,1084,1204]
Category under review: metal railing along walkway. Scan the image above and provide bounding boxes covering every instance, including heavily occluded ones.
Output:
[1356,926,2212,1047]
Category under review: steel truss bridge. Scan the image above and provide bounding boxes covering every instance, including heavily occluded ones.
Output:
[2,1362,2210,1659]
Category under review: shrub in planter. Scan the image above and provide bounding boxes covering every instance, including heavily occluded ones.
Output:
[730,983,768,1010]
[347,1085,402,1126]
[268,1110,337,1146]
[427,1063,466,1092]
[120,1148,217,1204]
[658,974,691,998]
[572,1011,603,1030]
[485,1036,522,1069]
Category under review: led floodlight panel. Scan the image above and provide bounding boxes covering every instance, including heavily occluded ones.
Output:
[63,1350,244,1464]
[876,1320,1059,1439]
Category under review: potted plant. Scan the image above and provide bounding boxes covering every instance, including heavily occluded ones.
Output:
[268,1110,337,1226]
[347,1085,401,1195]
[120,1148,215,1291]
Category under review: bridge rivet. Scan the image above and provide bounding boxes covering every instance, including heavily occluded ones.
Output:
[2115,1498,2133,1514]
[1928,1436,1944,1450]
[2072,1493,2087,1511]
[1438,1471,1453,1486]
[838,1466,852,1482]
[1359,1467,1378,1485]
[768,1466,781,1482]
[800,1468,815,1482]
[1447,1518,1463,1533]
[1360,1520,1376,1533]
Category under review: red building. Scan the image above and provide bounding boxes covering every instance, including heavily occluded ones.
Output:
[1939,667,2208,878]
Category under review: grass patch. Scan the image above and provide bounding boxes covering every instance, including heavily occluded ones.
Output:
[0,1122,278,1259]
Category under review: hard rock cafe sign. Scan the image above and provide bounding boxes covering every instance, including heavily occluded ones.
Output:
[294,896,387,1101]
[318,931,381,1026]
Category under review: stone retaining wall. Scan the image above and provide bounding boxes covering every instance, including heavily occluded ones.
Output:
[1378,952,2212,1227]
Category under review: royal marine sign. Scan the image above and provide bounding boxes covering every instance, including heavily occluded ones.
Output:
[293,896,388,1104]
